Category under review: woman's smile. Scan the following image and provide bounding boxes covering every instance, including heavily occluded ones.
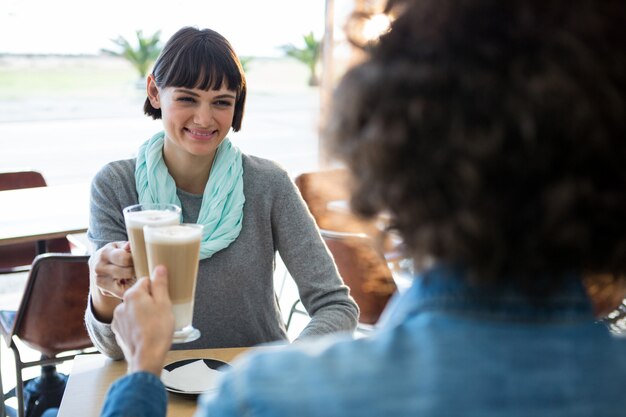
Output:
[185,127,219,141]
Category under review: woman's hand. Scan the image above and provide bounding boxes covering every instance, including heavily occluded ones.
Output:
[90,241,136,299]
[89,241,136,322]
[112,266,175,376]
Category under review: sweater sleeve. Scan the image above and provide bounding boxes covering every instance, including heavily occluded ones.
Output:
[84,160,137,359]
[84,297,124,360]
[87,160,136,251]
[100,372,167,417]
[270,167,359,339]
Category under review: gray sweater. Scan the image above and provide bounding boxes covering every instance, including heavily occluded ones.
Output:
[85,154,359,359]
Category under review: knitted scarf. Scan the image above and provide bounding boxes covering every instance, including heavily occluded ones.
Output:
[135,131,245,259]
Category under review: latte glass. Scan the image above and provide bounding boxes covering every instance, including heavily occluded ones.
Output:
[144,223,203,344]
[123,203,181,279]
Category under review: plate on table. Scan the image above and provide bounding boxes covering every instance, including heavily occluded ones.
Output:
[161,358,231,396]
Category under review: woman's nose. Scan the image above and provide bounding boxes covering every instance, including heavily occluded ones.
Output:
[193,103,213,126]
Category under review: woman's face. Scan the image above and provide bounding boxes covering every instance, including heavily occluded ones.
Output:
[147,75,236,161]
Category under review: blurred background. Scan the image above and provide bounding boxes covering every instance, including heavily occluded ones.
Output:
[1,0,330,185]
[0,0,391,182]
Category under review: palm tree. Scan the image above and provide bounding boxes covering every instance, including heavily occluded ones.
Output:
[239,56,253,74]
[280,32,321,87]
[101,30,162,82]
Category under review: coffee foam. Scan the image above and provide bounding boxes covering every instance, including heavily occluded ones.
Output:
[144,224,203,244]
[125,210,180,228]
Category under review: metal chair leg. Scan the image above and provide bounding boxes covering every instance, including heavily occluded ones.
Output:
[9,341,25,417]
[286,299,308,330]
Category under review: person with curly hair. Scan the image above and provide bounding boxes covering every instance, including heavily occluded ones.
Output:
[89,1,626,416]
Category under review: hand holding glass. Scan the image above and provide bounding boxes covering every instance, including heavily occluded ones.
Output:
[144,223,203,344]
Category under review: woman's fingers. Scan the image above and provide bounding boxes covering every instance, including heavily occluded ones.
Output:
[97,277,137,299]
[91,241,136,298]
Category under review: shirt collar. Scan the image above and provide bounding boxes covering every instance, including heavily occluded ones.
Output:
[379,263,594,327]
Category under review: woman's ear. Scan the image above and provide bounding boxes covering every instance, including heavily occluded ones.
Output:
[147,74,161,109]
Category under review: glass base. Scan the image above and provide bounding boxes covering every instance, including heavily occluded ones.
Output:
[172,326,200,344]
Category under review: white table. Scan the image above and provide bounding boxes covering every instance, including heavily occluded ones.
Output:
[0,183,90,246]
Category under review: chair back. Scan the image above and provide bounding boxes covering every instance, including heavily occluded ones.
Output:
[295,169,379,235]
[0,171,46,191]
[7,254,93,358]
[0,171,70,273]
[321,230,396,325]
[294,170,397,324]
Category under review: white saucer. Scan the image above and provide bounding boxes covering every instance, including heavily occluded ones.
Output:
[161,358,230,395]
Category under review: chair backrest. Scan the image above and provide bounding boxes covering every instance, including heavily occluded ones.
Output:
[0,171,70,272]
[321,230,396,324]
[8,254,93,358]
[0,171,47,191]
[294,169,379,235]
[295,170,397,324]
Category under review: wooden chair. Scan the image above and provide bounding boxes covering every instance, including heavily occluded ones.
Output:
[0,254,94,417]
[294,168,380,236]
[287,170,397,331]
[322,229,396,324]
[0,171,71,274]
[287,229,396,332]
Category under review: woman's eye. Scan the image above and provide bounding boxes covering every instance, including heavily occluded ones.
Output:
[215,100,233,107]
[177,96,195,103]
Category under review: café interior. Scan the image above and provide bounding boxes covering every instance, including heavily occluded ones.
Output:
[1,0,624,416]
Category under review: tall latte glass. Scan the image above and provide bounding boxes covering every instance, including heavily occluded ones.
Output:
[123,203,181,279]
[144,223,203,343]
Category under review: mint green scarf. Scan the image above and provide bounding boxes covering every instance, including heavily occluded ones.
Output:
[135,131,245,259]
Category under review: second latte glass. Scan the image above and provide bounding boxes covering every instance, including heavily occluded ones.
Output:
[144,223,204,343]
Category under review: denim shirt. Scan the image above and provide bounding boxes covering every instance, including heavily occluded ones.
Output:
[102,264,626,417]
[100,371,166,417]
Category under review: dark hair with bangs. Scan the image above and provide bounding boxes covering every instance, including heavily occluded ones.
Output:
[143,26,247,132]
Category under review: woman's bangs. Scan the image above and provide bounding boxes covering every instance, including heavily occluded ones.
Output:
[166,43,241,92]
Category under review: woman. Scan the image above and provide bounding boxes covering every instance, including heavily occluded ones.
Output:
[85,26,358,358]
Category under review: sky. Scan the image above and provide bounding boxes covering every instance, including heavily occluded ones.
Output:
[0,0,331,57]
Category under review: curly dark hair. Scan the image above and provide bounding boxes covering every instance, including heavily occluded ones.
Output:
[326,0,626,291]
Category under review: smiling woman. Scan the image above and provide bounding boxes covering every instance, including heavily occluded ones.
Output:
[152,86,239,193]
[141,27,247,193]
[83,26,358,362]
[143,26,246,130]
